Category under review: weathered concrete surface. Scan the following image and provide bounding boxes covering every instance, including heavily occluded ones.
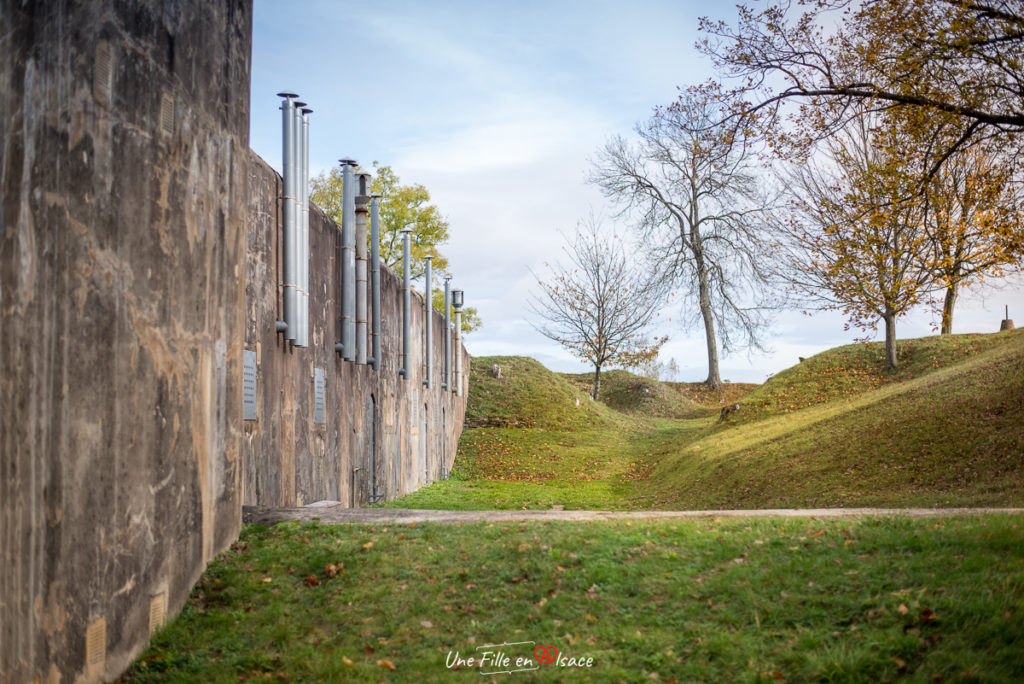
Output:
[242,506,1024,526]
[0,1,252,682]
[243,155,470,508]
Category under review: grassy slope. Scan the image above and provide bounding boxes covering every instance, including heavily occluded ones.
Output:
[562,369,702,418]
[734,332,1016,424]
[464,355,611,430]
[382,356,670,510]
[392,330,1024,511]
[120,516,1024,683]
[644,329,1024,509]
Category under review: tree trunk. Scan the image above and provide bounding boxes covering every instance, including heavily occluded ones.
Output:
[883,309,898,371]
[941,283,958,335]
[592,364,602,401]
[694,249,722,389]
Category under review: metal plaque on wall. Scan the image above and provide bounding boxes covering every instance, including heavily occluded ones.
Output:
[242,350,258,421]
[314,368,326,425]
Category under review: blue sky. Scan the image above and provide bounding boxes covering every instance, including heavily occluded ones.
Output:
[250,0,1023,383]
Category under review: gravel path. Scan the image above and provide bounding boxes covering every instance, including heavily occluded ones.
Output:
[242,504,1024,526]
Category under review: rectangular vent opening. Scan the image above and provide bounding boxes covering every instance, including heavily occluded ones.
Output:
[149,593,167,635]
[94,44,112,103]
[160,93,175,137]
[86,617,106,671]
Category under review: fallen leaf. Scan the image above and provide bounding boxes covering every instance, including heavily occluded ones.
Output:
[377,658,396,670]
[304,575,320,587]
[420,620,433,628]
[262,577,273,583]
[342,656,354,667]
[919,608,937,623]
[898,603,909,615]
[362,541,374,550]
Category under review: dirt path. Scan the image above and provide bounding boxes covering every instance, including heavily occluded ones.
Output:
[243,504,1024,526]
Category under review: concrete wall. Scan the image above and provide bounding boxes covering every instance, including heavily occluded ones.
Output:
[243,155,469,508]
[0,1,252,681]
[0,1,470,681]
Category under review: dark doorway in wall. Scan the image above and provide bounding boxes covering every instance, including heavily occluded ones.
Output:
[369,395,379,503]
[423,403,429,484]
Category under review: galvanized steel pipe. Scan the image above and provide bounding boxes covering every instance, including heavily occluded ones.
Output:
[298,105,311,347]
[399,228,412,378]
[355,172,371,365]
[452,289,464,396]
[423,256,433,389]
[369,193,382,371]
[339,159,357,360]
[277,92,298,342]
[442,276,451,390]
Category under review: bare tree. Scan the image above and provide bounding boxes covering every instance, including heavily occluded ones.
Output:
[528,218,671,401]
[590,87,776,389]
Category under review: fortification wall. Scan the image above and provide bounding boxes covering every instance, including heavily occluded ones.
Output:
[243,154,469,508]
[0,2,252,681]
[0,1,468,682]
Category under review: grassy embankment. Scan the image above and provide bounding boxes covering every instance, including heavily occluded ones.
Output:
[387,330,1024,510]
[120,515,1024,683]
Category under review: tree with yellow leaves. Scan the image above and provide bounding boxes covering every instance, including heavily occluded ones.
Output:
[778,112,936,370]
[921,145,1024,334]
[696,0,1024,174]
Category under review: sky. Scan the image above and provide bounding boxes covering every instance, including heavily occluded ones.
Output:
[250,0,1022,383]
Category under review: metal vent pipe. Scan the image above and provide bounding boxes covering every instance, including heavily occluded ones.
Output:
[452,289,464,396]
[355,172,371,364]
[398,228,412,378]
[423,256,433,389]
[276,92,299,341]
[338,159,357,359]
[442,276,451,390]
[298,105,312,347]
[369,193,382,371]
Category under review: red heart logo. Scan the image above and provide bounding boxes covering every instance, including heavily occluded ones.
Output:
[534,644,558,664]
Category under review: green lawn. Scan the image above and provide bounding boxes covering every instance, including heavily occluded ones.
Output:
[120,515,1024,683]
[389,331,1024,512]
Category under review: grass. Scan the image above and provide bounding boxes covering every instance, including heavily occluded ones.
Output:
[641,329,1024,510]
[379,416,679,510]
[465,356,614,430]
[734,332,1018,425]
[386,329,1024,512]
[120,515,1024,683]
[561,368,758,419]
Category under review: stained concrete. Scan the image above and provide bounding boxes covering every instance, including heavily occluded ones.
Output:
[1,2,471,681]
[1,1,251,681]
[242,155,470,508]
